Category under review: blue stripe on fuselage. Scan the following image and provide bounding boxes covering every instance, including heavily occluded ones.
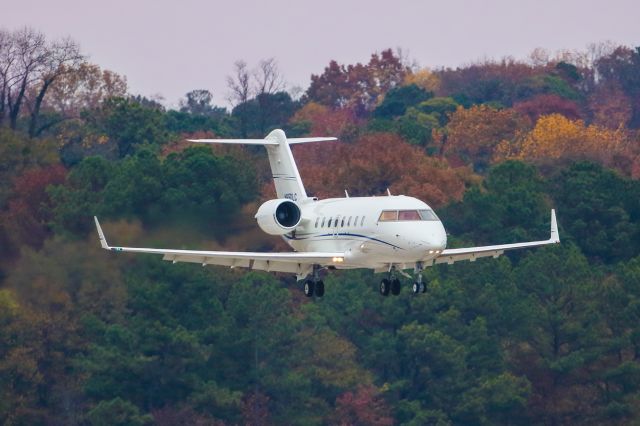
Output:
[283,232,403,250]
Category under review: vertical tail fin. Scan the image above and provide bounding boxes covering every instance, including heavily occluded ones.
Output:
[264,129,307,201]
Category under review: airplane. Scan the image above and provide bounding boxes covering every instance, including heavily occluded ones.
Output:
[94,129,560,298]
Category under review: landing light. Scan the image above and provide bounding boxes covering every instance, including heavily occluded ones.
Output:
[332,257,344,263]
[429,250,434,254]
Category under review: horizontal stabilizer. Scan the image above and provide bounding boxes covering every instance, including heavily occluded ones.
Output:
[187,138,279,145]
[187,136,337,145]
[188,129,336,201]
[288,137,337,144]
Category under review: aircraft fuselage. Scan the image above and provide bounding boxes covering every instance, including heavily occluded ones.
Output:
[284,195,447,271]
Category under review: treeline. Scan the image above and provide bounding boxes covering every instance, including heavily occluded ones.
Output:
[1,26,640,424]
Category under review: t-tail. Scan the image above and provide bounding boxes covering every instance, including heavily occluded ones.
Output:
[188,129,336,201]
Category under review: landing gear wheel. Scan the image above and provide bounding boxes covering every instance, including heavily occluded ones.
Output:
[412,282,420,295]
[380,279,390,296]
[391,278,401,296]
[420,282,427,293]
[316,280,325,297]
[304,280,315,297]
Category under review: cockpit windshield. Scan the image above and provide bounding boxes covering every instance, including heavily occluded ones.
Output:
[378,209,440,222]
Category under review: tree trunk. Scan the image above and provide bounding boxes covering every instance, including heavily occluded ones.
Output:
[9,76,29,130]
[29,77,53,138]
[0,87,5,126]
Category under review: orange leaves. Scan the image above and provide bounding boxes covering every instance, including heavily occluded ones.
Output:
[287,133,466,208]
[514,94,582,122]
[403,68,441,93]
[306,49,408,115]
[290,102,359,140]
[445,105,528,169]
[588,83,634,129]
[1,164,67,261]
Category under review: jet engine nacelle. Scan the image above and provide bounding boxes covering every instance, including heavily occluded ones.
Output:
[255,199,302,235]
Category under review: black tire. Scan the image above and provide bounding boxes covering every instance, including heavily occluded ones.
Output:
[420,282,427,293]
[380,279,390,296]
[304,280,315,297]
[391,278,401,296]
[316,280,325,297]
[412,282,420,294]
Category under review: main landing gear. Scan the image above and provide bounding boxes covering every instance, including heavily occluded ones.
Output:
[379,267,401,296]
[379,263,427,296]
[304,265,324,298]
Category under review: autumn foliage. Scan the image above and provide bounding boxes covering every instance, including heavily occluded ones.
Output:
[290,102,360,141]
[444,105,528,170]
[306,49,408,115]
[3,34,640,425]
[288,132,467,208]
[495,113,640,176]
[1,164,67,254]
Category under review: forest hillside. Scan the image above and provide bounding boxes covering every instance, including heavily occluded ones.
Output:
[1,28,640,425]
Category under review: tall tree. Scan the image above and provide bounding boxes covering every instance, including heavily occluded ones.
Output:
[26,36,83,137]
[5,27,47,130]
[306,49,408,116]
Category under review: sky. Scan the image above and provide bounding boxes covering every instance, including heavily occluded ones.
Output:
[2,0,638,108]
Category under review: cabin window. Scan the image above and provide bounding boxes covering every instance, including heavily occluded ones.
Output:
[321,217,326,227]
[315,217,319,228]
[334,218,339,227]
[347,216,352,226]
[378,210,398,221]
[341,217,345,227]
[354,216,359,226]
[361,216,365,226]
[328,217,332,228]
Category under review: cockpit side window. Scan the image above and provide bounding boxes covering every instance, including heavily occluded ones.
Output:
[418,209,440,221]
[398,210,421,220]
[379,209,440,221]
[378,210,398,221]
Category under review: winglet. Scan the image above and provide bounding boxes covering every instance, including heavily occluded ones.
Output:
[94,216,110,250]
[550,209,560,243]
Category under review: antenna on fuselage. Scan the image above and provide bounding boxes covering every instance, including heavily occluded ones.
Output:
[345,189,349,198]
[386,188,392,196]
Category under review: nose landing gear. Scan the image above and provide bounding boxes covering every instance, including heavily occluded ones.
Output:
[412,261,427,295]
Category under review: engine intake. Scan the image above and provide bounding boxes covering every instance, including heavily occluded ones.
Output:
[255,199,302,235]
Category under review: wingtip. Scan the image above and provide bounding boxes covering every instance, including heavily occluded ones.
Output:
[550,209,560,243]
[94,216,110,249]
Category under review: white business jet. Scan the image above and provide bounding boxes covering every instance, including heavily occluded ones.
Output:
[94,129,559,297]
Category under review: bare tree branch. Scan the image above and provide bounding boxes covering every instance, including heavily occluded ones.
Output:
[253,57,285,96]
[27,36,84,136]
[226,60,252,106]
[6,27,47,129]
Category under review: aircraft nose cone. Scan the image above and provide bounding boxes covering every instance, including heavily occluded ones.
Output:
[417,222,446,251]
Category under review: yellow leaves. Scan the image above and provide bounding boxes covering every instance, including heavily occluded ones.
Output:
[291,102,328,123]
[404,68,441,93]
[297,328,372,389]
[496,114,634,171]
[0,289,19,314]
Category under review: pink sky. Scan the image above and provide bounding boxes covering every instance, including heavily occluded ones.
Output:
[2,0,638,108]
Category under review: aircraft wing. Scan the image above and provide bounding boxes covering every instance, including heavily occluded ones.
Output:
[431,209,560,265]
[94,217,343,276]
